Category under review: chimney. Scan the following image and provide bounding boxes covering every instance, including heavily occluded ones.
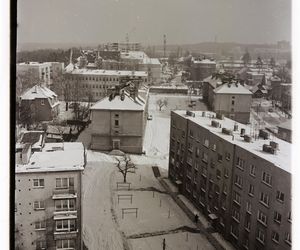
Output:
[21,143,32,164]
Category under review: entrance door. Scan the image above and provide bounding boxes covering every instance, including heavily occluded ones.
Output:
[112,139,120,150]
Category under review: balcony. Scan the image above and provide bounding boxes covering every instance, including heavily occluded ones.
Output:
[52,188,77,199]
[54,229,78,240]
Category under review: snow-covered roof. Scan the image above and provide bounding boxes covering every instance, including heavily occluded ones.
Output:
[214,82,252,95]
[16,131,45,151]
[90,92,145,111]
[120,51,148,60]
[65,63,75,72]
[21,85,57,100]
[174,110,291,173]
[16,142,85,173]
[67,68,148,77]
[18,62,51,67]
[142,57,161,65]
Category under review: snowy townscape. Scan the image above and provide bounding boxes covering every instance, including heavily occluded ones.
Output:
[14,1,292,250]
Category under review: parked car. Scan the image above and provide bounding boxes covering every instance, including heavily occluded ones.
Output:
[147,114,153,120]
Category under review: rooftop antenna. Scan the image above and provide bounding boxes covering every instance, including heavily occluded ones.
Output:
[163,34,166,58]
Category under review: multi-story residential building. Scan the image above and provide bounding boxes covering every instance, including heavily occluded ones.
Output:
[64,68,148,101]
[105,42,141,52]
[17,62,52,87]
[89,85,148,154]
[190,58,216,81]
[168,110,291,250]
[20,85,60,122]
[203,76,252,124]
[15,141,86,250]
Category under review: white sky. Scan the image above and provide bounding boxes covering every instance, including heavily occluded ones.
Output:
[17,0,291,45]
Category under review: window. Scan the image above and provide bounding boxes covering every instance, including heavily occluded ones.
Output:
[231,100,235,105]
[56,219,76,232]
[212,144,217,151]
[274,211,282,223]
[55,199,76,211]
[257,210,268,226]
[288,211,292,222]
[216,169,221,179]
[202,152,208,163]
[41,99,45,105]
[259,192,270,207]
[234,175,243,188]
[217,153,223,162]
[223,183,227,194]
[114,119,119,127]
[224,168,229,178]
[257,228,265,244]
[56,239,75,249]
[203,139,209,147]
[33,179,44,188]
[232,208,240,222]
[35,221,46,230]
[233,191,241,205]
[245,216,251,231]
[33,201,45,210]
[250,165,256,176]
[56,178,74,189]
[276,191,284,202]
[231,225,239,239]
[195,147,200,157]
[246,201,252,214]
[36,240,46,250]
[262,172,272,186]
[285,232,291,245]
[189,129,194,138]
[272,231,280,243]
[225,152,231,160]
[236,157,245,170]
[248,184,254,196]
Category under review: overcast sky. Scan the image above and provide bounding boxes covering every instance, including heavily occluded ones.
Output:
[17,0,291,46]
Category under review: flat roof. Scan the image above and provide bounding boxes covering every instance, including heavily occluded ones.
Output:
[173,110,291,173]
[16,142,85,173]
[68,69,148,77]
[17,62,51,66]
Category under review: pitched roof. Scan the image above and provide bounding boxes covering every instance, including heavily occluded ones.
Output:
[21,85,57,100]
[277,120,292,131]
[213,82,252,95]
[90,92,145,111]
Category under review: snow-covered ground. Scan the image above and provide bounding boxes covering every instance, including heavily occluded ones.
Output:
[142,94,208,169]
[82,150,215,250]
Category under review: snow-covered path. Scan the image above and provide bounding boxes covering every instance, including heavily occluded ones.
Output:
[82,151,125,250]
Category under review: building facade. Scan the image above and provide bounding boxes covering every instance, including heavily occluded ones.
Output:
[190,59,216,81]
[15,142,86,250]
[64,69,148,101]
[203,76,252,124]
[168,110,291,250]
[89,88,148,153]
[17,62,52,87]
[20,85,60,123]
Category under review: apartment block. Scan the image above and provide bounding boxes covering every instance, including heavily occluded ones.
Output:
[64,69,148,101]
[15,141,86,250]
[168,110,291,250]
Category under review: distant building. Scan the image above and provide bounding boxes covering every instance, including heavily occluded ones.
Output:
[64,68,148,101]
[190,59,216,81]
[89,86,148,153]
[49,62,65,81]
[15,141,86,250]
[17,62,52,87]
[168,110,291,250]
[277,120,292,143]
[203,76,252,124]
[105,42,141,52]
[20,85,60,122]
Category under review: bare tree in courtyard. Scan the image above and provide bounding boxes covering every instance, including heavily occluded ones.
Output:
[115,155,136,183]
[156,98,168,111]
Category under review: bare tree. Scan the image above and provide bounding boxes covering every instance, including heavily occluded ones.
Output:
[156,98,168,111]
[51,75,72,111]
[115,155,136,183]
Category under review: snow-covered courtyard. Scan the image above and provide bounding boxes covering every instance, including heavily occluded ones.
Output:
[82,150,216,250]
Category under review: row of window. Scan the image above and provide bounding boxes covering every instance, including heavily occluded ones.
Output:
[33,177,74,189]
[66,75,147,82]
[34,239,75,250]
[35,219,76,232]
